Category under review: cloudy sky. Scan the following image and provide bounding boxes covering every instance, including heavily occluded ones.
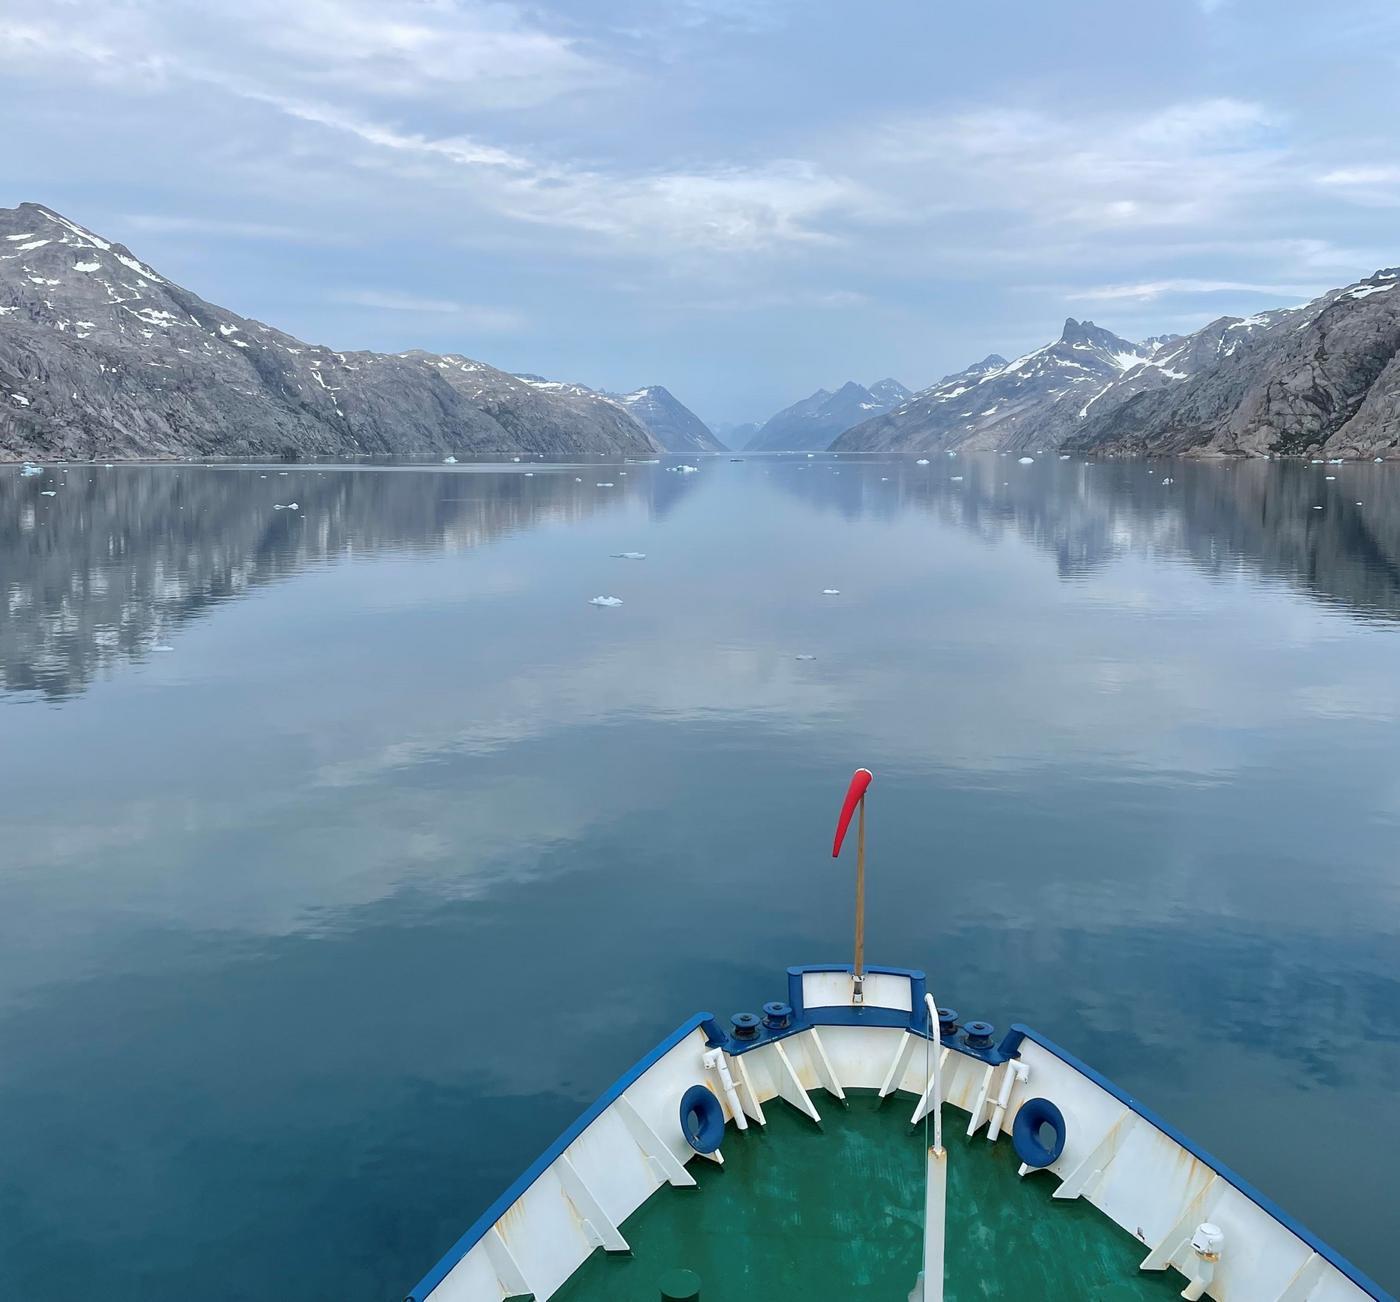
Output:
[5,0,1400,425]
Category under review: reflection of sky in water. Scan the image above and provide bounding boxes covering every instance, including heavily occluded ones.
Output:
[1,456,1398,1297]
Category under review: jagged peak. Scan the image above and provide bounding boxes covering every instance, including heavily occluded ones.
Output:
[1059,317,1136,351]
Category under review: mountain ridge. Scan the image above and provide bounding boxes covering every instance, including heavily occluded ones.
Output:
[0,202,661,461]
[747,377,911,451]
[833,273,1400,459]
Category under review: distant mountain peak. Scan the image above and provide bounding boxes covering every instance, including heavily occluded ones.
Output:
[610,384,723,452]
[1059,318,1136,352]
[747,376,909,451]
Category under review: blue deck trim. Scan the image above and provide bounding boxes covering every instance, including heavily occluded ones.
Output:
[1009,1024,1394,1302]
[405,1012,712,1302]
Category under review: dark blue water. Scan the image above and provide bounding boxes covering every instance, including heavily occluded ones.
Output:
[2,454,1398,1297]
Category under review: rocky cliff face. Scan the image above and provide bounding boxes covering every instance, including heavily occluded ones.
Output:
[1072,272,1400,458]
[610,386,724,452]
[0,203,660,461]
[747,378,911,451]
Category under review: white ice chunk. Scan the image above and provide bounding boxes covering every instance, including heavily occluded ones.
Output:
[822,588,841,595]
[1018,456,1035,464]
[588,595,623,607]
[915,458,930,465]
[612,552,646,559]
[443,455,458,464]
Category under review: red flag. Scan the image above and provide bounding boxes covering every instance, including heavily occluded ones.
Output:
[832,768,873,857]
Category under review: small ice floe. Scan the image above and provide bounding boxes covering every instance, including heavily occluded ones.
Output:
[821,588,841,596]
[951,475,963,481]
[443,455,458,464]
[612,551,646,560]
[11,393,30,406]
[1060,454,1071,459]
[947,451,957,457]
[915,458,930,465]
[1162,477,1174,485]
[1325,475,1336,480]
[39,489,56,496]
[806,453,815,458]
[1310,458,1324,464]
[575,477,583,482]
[1357,501,1364,506]
[588,595,623,607]
[20,462,43,476]
[273,502,300,510]
[795,654,816,661]
[595,481,615,488]
[152,645,174,653]
[880,476,889,481]
[1375,457,1384,463]
[1329,458,1344,464]
[1018,456,1035,464]
[1313,505,1323,510]
[669,464,699,474]
[524,472,534,477]
[512,456,521,462]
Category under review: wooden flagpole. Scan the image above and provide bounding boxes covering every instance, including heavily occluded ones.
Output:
[854,794,866,981]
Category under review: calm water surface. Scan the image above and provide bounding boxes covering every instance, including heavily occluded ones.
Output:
[2,454,1398,1297]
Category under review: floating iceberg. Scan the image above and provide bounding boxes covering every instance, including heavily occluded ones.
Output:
[1018,456,1035,464]
[795,654,816,661]
[443,455,458,464]
[273,502,300,510]
[595,482,615,488]
[612,552,646,560]
[951,475,963,482]
[669,464,699,474]
[915,458,930,465]
[20,463,43,476]
[822,588,841,596]
[588,595,623,607]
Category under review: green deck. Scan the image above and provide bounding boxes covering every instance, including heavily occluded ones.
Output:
[553,1091,1185,1301]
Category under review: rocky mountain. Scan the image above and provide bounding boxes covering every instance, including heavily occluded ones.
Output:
[0,203,660,461]
[868,377,913,407]
[836,268,1400,459]
[609,385,725,452]
[1071,271,1400,458]
[747,377,912,451]
[831,322,1181,453]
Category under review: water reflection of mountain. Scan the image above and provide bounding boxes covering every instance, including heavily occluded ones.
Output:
[777,456,1400,621]
[0,465,676,701]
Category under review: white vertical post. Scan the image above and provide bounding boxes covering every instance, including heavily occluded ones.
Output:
[921,993,945,1302]
[923,1146,947,1302]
